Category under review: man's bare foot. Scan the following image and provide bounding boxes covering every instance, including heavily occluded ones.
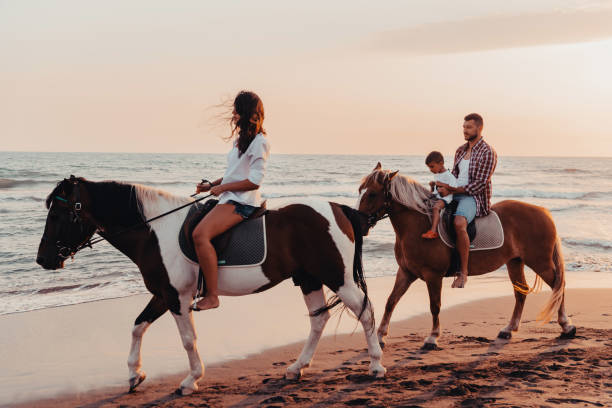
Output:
[451,273,468,288]
[192,295,219,311]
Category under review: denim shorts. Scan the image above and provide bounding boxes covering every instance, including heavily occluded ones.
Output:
[453,194,477,224]
[227,200,257,219]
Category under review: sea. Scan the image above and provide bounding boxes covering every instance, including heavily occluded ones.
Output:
[1,152,611,315]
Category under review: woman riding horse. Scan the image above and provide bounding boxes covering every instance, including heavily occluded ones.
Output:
[192,90,271,311]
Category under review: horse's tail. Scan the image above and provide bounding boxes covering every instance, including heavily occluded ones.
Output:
[311,205,372,324]
[536,236,566,322]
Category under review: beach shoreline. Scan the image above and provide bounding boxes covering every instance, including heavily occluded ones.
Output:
[4,284,612,407]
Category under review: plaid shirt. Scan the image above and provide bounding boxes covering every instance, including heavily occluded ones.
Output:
[451,138,497,217]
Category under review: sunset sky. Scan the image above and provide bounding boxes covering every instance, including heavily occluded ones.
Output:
[2,0,612,156]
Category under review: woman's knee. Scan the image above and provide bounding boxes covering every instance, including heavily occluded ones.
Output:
[192,222,212,243]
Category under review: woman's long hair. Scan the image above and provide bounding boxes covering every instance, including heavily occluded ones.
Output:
[228,91,266,156]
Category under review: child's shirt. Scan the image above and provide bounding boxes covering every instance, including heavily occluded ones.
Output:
[433,169,457,204]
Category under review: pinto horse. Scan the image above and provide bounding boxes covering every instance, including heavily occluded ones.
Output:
[357,163,576,350]
[36,177,385,395]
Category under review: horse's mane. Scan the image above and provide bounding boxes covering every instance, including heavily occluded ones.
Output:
[132,183,192,220]
[360,170,433,215]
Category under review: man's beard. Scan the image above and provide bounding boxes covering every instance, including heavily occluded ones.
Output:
[464,132,478,141]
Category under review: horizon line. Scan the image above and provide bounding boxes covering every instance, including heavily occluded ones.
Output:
[0,150,610,159]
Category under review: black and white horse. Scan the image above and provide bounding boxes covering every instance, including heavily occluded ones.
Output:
[36,177,385,395]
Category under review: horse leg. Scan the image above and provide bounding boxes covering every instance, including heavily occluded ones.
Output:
[527,238,575,337]
[127,295,167,392]
[336,283,386,378]
[557,295,575,338]
[423,276,442,349]
[171,292,204,395]
[377,268,417,348]
[498,258,526,340]
[286,288,330,380]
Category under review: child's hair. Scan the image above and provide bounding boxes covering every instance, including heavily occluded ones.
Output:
[425,151,444,164]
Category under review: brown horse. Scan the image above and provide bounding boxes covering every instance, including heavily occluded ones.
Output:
[36,177,385,395]
[357,163,576,349]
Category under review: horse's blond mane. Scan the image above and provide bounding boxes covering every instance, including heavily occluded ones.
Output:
[361,170,433,215]
[390,174,433,215]
[132,183,192,219]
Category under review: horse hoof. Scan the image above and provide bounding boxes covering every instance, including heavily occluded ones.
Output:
[369,366,386,378]
[128,373,146,393]
[497,331,512,340]
[559,326,577,339]
[175,386,195,396]
[421,342,438,351]
[285,370,302,381]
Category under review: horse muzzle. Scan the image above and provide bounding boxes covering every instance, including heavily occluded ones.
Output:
[36,254,64,270]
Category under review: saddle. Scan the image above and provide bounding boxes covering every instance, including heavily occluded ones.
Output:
[178,199,268,268]
[438,201,504,276]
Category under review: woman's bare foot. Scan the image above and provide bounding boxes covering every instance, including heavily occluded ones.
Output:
[451,273,468,288]
[192,295,219,311]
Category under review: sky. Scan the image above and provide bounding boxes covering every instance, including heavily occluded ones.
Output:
[1,0,612,157]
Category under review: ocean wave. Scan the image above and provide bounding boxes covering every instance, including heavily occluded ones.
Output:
[559,168,592,175]
[264,192,357,199]
[363,241,395,254]
[0,178,45,189]
[496,189,610,200]
[562,238,612,251]
[1,195,45,202]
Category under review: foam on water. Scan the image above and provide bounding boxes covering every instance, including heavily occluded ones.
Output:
[1,152,611,315]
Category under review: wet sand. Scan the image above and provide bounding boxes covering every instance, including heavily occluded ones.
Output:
[10,287,612,408]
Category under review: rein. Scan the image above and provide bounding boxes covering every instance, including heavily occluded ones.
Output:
[52,177,213,260]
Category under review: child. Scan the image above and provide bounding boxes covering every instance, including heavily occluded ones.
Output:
[422,151,457,239]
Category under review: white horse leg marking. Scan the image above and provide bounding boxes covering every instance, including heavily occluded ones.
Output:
[286,289,330,380]
[127,321,149,388]
[557,298,575,334]
[301,201,385,377]
[172,293,204,395]
[337,283,385,377]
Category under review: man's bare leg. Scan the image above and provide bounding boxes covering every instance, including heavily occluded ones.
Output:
[452,216,469,288]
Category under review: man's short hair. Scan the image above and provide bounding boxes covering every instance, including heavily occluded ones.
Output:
[425,151,444,164]
[464,113,483,127]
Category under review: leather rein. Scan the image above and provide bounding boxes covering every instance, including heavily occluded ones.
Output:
[48,176,212,260]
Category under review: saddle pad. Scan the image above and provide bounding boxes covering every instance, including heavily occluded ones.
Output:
[438,210,504,251]
[179,202,267,267]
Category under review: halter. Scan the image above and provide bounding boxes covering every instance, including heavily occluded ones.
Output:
[365,173,393,228]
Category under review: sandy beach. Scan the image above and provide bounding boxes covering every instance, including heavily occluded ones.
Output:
[2,272,611,407]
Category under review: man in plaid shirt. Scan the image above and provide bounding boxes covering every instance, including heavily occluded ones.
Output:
[436,113,497,288]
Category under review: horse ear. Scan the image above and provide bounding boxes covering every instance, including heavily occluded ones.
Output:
[388,170,399,180]
[373,162,382,171]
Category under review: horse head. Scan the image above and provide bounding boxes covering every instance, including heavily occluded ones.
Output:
[357,162,398,230]
[36,176,98,270]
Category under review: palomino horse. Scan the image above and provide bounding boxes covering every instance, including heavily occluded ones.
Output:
[357,163,576,350]
[36,177,385,395]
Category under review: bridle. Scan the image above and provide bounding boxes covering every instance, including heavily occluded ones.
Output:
[45,175,213,261]
[364,174,393,229]
[44,176,93,260]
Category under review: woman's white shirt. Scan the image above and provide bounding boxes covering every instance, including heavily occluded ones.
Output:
[218,133,270,206]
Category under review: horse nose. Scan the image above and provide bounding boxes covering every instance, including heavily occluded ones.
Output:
[36,256,45,266]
